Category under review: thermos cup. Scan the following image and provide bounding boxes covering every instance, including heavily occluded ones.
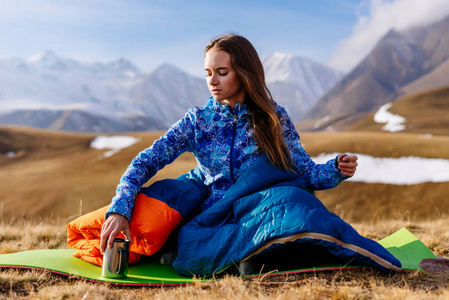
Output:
[102,238,130,278]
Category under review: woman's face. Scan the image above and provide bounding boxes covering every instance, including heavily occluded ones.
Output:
[204,49,245,109]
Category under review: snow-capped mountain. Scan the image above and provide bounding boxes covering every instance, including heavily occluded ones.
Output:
[263,52,344,120]
[0,50,342,132]
[0,51,210,132]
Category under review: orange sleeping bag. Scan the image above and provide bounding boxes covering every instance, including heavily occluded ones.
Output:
[67,193,182,267]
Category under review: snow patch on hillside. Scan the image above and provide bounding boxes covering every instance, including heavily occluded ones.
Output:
[373,103,406,132]
[90,135,141,158]
[6,152,16,157]
[312,153,449,185]
[314,115,331,129]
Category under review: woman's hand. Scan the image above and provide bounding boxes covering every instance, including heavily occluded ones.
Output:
[100,213,131,253]
[337,154,358,177]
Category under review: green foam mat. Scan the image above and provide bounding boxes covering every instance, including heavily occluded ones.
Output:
[0,228,435,286]
[0,249,199,286]
[377,227,435,270]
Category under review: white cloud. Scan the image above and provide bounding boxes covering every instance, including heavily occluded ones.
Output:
[328,0,449,72]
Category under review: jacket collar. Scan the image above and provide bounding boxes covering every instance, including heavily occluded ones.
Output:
[206,96,248,118]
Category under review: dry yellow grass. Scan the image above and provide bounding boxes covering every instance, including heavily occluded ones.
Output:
[1,218,448,299]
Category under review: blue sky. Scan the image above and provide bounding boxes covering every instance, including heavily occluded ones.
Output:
[1,0,449,77]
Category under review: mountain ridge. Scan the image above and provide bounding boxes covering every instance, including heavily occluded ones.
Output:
[0,50,342,132]
[305,15,449,130]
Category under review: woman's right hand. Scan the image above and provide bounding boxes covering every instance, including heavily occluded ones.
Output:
[100,213,132,253]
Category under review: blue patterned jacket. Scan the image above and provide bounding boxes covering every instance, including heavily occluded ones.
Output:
[107,97,347,220]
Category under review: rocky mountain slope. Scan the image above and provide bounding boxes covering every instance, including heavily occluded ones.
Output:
[305,15,449,131]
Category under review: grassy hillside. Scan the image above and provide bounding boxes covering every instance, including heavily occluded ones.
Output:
[350,86,449,135]
[0,126,196,221]
[1,126,448,222]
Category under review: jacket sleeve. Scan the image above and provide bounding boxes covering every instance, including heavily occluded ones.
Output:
[107,111,196,220]
[277,106,348,190]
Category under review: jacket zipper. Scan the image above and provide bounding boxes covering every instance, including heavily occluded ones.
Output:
[229,114,237,182]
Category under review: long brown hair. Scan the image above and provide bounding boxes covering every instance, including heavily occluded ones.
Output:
[205,34,293,172]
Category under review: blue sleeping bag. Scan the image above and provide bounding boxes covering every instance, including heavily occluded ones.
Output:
[172,155,402,276]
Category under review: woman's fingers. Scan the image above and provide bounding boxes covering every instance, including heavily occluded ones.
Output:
[338,154,358,177]
[100,219,113,253]
[100,214,130,253]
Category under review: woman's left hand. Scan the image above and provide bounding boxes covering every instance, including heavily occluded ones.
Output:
[337,154,358,177]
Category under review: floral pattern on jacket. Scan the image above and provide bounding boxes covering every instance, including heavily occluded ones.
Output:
[107,97,347,220]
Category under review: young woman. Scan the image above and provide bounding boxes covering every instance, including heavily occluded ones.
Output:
[100,34,358,254]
